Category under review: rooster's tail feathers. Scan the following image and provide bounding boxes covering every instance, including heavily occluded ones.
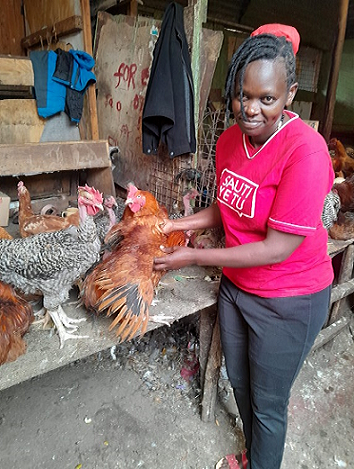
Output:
[94,282,150,342]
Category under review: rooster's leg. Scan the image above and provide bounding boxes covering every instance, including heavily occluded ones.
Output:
[49,306,89,349]
[149,315,174,326]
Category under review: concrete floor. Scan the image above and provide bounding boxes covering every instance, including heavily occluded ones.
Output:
[0,315,353,469]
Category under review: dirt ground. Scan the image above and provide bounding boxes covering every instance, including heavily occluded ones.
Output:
[0,314,353,469]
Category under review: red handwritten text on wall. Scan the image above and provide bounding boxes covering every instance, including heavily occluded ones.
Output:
[141,67,149,86]
[114,63,137,90]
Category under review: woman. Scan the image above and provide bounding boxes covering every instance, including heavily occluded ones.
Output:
[153,24,334,469]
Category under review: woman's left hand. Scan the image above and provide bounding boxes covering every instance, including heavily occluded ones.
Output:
[153,246,196,271]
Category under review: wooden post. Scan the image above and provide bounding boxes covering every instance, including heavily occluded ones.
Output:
[187,0,208,167]
[201,316,222,422]
[80,0,99,140]
[127,0,138,17]
[320,0,349,142]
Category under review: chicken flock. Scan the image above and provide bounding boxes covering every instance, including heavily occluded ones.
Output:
[322,138,354,239]
[0,181,208,364]
[3,136,351,365]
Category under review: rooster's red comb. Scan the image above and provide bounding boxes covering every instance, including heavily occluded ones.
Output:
[78,185,103,203]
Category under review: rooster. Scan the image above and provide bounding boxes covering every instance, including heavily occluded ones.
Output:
[81,184,187,342]
[0,185,103,348]
[17,180,80,237]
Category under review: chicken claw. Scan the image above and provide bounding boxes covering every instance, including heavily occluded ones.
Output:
[149,315,174,326]
[49,306,89,349]
[58,307,86,329]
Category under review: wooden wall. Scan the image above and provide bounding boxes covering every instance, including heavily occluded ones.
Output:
[0,0,25,55]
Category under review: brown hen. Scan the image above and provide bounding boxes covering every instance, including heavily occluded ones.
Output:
[17,180,80,237]
[0,281,34,365]
[328,138,354,178]
[333,175,354,212]
[0,227,34,365]
[81,184,186,342]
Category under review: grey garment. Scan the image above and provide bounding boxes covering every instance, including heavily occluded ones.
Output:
[218,275,330,469]
[40,112,80,142]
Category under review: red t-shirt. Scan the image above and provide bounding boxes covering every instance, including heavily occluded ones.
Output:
[216,111,334,297]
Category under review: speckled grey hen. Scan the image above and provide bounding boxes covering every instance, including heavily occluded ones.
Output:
[0,185,103,348]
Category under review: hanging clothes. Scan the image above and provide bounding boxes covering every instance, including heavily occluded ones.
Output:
[30,49,96,123]
[142,2,196,158]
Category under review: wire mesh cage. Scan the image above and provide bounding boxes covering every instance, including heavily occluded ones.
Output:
[149,105,225,215]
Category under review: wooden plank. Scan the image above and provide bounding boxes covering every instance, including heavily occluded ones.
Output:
[94,12,158,189]
[327,239,353,257]
[0,141,111,176]
[23,0,77,37]
[311,316,350,352]
[0,0,25,56]
[330,277,354,305]
[0,56,34,87]
[80,0,99,140]
[199,305,218,391]
[21,15,83,49]
[0,100,45,144]
[0,266,219,392]
[198,28,223,124]
[0,86,32,99]
[201,317,222,422]
[85,166,116,196]
[329,244,354,324]
[127,0,138,16]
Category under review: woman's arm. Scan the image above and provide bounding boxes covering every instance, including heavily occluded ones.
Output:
[160,201,223,234]
[154,227,305,271]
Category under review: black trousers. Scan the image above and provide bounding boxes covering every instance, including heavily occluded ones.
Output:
[218,275,331,469]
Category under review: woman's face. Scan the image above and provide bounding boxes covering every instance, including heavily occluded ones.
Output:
[232,58,298,147]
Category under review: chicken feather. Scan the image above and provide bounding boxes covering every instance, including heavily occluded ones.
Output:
[0,185,103,348]
[81,184,186,342]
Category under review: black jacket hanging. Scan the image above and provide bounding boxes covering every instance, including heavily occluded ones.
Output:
[142,2,196,158]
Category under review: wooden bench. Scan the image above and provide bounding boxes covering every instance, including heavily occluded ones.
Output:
[0,266,219,392]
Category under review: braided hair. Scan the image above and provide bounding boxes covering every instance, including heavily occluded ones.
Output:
[224,33,297,122]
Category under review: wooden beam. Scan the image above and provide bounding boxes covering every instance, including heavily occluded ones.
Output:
[186,0,208,167]
[311,316,350,352]
[0,141,111,177]
[21,16,83,50]
[329,244,354,324]
[201,316,222,422]
[0,99,45,144]
[0,56,34,87]
[320,0,350,141]
[127,0,138,16]
[80,0,99,140]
